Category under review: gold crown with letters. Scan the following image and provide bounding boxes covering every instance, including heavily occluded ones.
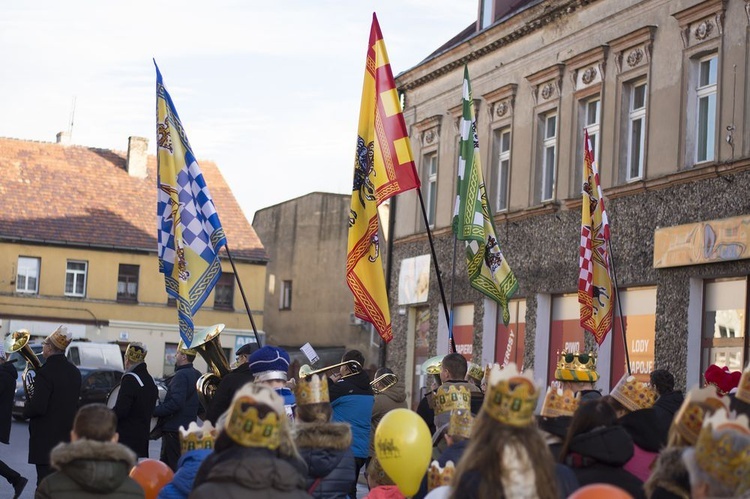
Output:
[467,363,484,383]
[673,385,728,445]
[433,385,471,415]
[483,363,540,427]
[294,374,330,405]
[224,385,283,449]
[737,365,750,404]
[611,374,657,412]
[179,421,216,453]
[448,409,474,439]
[695,409,750,495]
[427,460,455,491]
[540,387,580,418]
[125,342,147,363]
[555,351,599,382]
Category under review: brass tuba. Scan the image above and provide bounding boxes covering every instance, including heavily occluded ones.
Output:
[188,324,230,411]
[4,330,42,398]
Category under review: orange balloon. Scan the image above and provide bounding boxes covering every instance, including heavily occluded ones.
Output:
[129,459,174,499]
[568,483,633,499]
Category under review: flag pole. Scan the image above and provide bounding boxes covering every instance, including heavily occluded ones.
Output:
[447,235,458,354]
[380,197,398,368]
[416,189,454,353]
[223,244,261,346]
[606,238,631,375]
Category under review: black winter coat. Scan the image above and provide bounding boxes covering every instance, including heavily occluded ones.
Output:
[24,353,82,464]
[652,391,684,449]
[153,363,201,432]
[113,362,158,457]
[0,361,16,444]
[564,425,645,499]
[295,421,356,498]
[205,363,254,424]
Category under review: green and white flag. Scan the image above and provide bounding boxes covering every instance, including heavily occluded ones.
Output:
[452,65,518,325]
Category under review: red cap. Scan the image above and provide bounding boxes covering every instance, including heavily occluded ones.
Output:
[704,364,741,395]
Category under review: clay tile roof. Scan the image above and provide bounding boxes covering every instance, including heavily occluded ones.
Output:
[0,137,267,262]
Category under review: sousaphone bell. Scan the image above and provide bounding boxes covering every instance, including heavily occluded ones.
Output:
[4,330,41,399]
[188,324,230,411]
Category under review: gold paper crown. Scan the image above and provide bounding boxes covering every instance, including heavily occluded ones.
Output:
[695,409,750,495]
[540,387,580,418]
[467,363,483,383]
[225,395,281,449]
[433,385,471,415]
[294,374,330,405]
[125,342,147,363]
[611,374,657,412]
[737,366,750,404]
[555,351,599,382]
[482,363,539,427]
[179,421,216,453]
[448,409,474,439]
[673,385,728,445]
[427,460,455,492]
[46,325,73,350]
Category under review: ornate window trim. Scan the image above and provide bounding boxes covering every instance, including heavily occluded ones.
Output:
[609,26,657,75]
[564,46,608,95]
[483,84,518,124]
[413,115,443,148]
[672,0,726,49]
[526,64,565,106]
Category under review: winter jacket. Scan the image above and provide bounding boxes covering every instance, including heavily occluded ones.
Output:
[652,391,684,449]
[35,439,144,499]
[0,361,16,444]
[329,371,374,459]
[24,353,82,464]
[158,449,213,499]
[563,425,645,499]
[205,363,254,424]
[153,363,201,432]
[364,485,406,499]
[416,391,437,436]
[644,447,690,499]
[190,446,311,499]
[295,421,356,498]
[370,380,408,456]
[114,362,159,457]
[619,408,661,482]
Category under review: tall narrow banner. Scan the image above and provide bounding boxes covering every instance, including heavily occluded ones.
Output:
[155,62,227,346]
[452,66,518,325]
[347,14,420,343]
[578,129,613,345]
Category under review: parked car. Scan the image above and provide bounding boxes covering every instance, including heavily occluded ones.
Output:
[12,366,123,421]
[66,341,124,371]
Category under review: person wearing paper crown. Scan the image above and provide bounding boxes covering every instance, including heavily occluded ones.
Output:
[606,373,660,482]
[205,342,257,424]
[554,350,601,400]
[293,374,356,498]
[249,345,296,422]
[681,408,750,498]
[157,421,216,499]
[113,342,159,458]
[536,386,580,460]
[23,325,82,486]
[433,363,559,499]
[731,363,750,419]
[191,382,309,498]
[703,363,741,396]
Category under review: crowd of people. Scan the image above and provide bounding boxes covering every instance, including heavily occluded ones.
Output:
[2,324,750,499]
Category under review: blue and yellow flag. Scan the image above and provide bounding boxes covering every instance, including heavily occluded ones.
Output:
[155,62,226,346]
[452,66,518,325]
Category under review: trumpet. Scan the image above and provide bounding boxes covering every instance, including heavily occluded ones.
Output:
[4,330,42,399]
[371,372,398,394]
[299,360,362,380]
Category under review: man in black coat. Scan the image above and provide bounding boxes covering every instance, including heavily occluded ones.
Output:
[0,347,28,498]
[650,369,684,448]
[23,326,82,486]
[113,342,158,458]
[205,342,256,424]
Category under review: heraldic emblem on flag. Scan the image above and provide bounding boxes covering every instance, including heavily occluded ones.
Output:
[155,62,227,346]
[347,14,420,343]
[578,129,613,345]
[452,66,518,325]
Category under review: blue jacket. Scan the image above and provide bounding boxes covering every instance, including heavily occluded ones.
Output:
[296,421,356,498]
[329,371,374,459]
[153,363,201,432]
[158,448,212,499]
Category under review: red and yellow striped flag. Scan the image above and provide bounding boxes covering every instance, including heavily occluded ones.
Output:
[347,13,420,343]
[578,130,613,345]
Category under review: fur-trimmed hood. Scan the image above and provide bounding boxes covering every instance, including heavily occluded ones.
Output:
[294,421,352,451]
[644,446,690,499]
[49,439,137,494]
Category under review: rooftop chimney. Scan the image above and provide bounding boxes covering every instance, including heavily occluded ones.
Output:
[56,131,70,144]
[126,136,149,179]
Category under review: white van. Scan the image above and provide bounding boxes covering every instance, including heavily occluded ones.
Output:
[66,342,124,371]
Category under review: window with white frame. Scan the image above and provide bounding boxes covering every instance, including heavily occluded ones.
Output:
[695,54,718,164]
[16,256,40,294]
[495,127,511,211]
[541,112,557,202]
[626,81,647,181]
[424,153,438,227]
[583,97,601,166]
[280,280,292,310]
[65,260,87,297]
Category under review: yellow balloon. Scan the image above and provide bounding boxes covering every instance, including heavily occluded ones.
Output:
[374,408,432,496]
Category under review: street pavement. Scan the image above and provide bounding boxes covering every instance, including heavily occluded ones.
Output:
[5,420,370,499]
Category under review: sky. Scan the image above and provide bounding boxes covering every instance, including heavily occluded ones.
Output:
[0,1,476,221]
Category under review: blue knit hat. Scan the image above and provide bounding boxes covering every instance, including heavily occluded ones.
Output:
[249,346,290,382]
